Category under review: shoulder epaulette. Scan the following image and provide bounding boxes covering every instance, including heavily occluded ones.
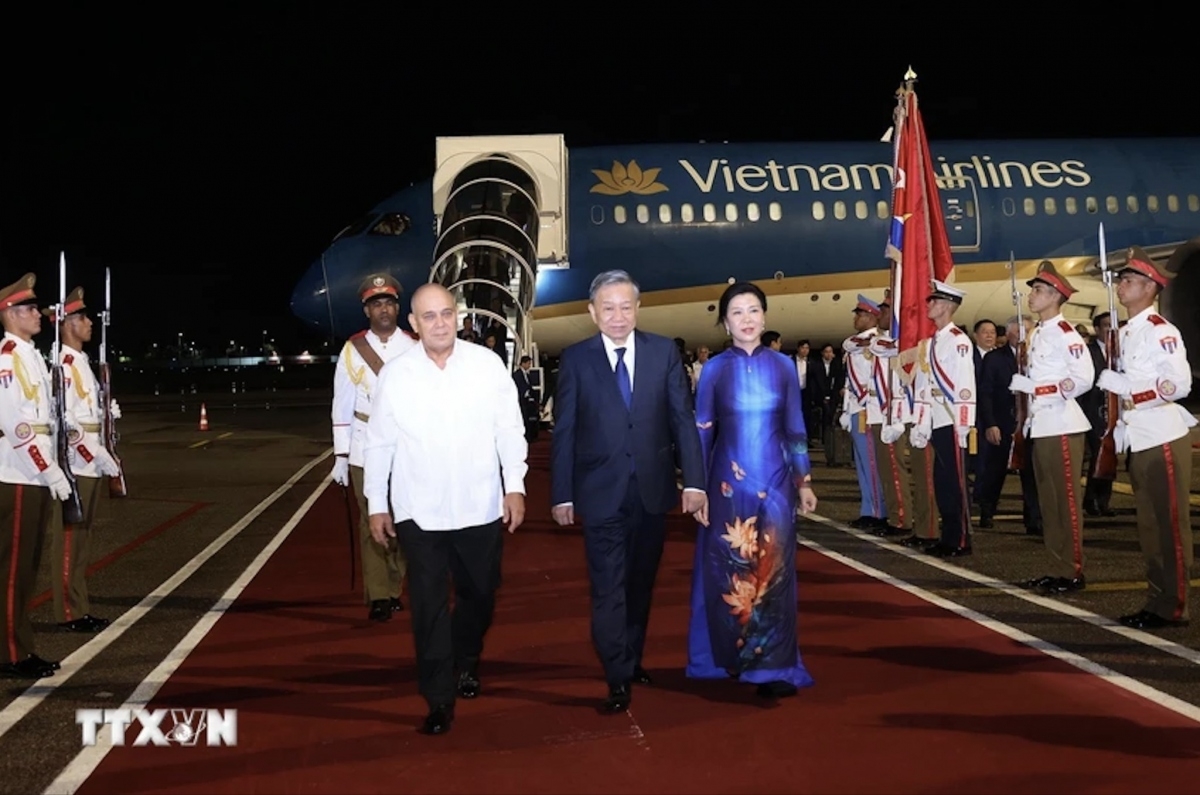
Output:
[403,329,419,340]
[1148,314,1167,326]
[63,353,74,365]
[1,340,15,355]
[949,326,965,336]
[349,330,368,340]
[1058,320,1074,333]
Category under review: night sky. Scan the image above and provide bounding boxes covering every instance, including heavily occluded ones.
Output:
[6,9,1198,356]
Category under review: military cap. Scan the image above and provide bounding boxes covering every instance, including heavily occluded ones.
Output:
[852,293,882,316]
[0,273,37,309]
[358,273,402,303]
[926,279,965,304]
[41,286,85,319]
[1026,260,1076,298]
[1118,245,1172,288]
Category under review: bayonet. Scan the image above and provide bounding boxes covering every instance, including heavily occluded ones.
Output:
[100,266,127,497]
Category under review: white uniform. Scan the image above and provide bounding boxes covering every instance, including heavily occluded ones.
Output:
[1024,313,1094,439]
[869,333,915,437]
[911,323,976,447]
[1106,307,1196,452]
[842,328,884,426]
[0,333,69,488]
[58,345,119,479]
[332,330,417,467]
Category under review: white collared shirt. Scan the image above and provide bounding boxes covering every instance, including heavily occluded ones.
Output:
[601,332,635,392]
[362,338,528,530]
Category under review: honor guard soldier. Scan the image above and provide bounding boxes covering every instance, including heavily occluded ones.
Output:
[909,280,975,557]
[1010,262,1094,594]
[1098,247,1195,629]
[867,298,912,537]
[43,288,122,632]
[0,274,71,677]
[840,295,888,532]
[331,273,416,622]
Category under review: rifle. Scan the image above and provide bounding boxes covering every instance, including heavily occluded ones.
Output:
[99,267,127,497]
[1006,252,1028,472]
[1091,222,1119,480]
[52,252,86,525]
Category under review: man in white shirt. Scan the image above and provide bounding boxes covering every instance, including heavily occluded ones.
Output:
[363,283,528,736]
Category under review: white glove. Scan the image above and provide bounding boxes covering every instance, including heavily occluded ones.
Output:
[839,412,852,432]
[1114,419,1128,453]
[1009,374,1035,394]
[88,447,122,478]
[956,426,970,449]
[910,427,930,449]
[109,399,122,420]
[869,337,898,358]
[1097,369,1132,396]
[331,457,349,486]
[44,465,72,501]
[880,422,904,444]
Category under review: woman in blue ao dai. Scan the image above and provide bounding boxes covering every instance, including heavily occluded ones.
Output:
[685,282,819,698]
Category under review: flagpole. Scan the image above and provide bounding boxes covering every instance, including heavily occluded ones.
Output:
[886,68,916,428]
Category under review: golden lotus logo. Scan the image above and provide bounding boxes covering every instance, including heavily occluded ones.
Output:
[590,160,668,195]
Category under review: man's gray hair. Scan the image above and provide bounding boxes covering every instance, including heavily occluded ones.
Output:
[589,270,640,301]
[1004,315,1021,327]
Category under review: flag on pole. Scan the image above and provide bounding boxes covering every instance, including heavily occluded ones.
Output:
[884,71,955,385]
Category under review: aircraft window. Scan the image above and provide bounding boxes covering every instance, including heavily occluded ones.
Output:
[1126,195,1139,213]
[1065,197,1078,215]
[833,201,847,220]
[769,202,782,221]
[876,201,888,219]
[1086,197,1098,214]
[812,202,826,221]
[590,206,604,225]
[855,200,868,220]
[704,203,717,222]
[1167,195,1179,212]
[682,203,695,223]
[1002,198,1015,217]
[1189,194,1199,212]
[1106,196,1119,214]
[747,202,761,222]
[1023,198,1036,216]
[965,200,975,217]
[1147,195,1159,213]
[1044,197,1057,215]
[636,204,649,224]
[368,213,411,236]
[659,204,672,224]
[333,212,380,242]
[613,205,627,224]
[725,203,739,222]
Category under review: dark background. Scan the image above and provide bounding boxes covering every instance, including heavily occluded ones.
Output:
[5,8,1197,360]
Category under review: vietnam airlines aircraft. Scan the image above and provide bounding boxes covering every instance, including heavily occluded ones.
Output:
[290,135,1200,377]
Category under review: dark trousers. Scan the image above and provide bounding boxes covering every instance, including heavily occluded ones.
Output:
[395,518,504,710]
[978,433,1042,530]
[1083,428,1114,509]
[931,426,971,549]
[583,473,665,687]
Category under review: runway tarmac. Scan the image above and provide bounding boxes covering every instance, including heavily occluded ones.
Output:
[0,390,1195,793]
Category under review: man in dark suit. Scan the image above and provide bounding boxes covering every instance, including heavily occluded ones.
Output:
[550,270,706,714]
[809,343,844,447]
[976,316,1042,534]
[1081,310,1115,516]
[512,355,540,442]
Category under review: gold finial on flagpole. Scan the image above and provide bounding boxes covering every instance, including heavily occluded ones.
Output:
[904,66,917,81]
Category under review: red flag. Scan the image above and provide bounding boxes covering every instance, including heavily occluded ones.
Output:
[885,83,955,385]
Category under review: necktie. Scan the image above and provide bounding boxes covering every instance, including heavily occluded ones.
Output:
[615,347,632,409]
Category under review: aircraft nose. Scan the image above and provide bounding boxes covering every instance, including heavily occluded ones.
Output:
[291,260,330,330]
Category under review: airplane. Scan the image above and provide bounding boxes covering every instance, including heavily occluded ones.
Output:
[290,134,1200,378]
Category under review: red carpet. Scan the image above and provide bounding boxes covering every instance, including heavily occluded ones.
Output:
[77,442,1200,794]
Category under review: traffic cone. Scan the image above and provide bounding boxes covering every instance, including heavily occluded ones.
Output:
[199,403,209,431]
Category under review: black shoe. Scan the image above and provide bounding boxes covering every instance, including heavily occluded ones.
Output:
[1024,575,1057,591]
[602,684,631,713]
[60,615,108,633]
[367,600,391,622]
[457,671,481,699]
[417,705,454,735]
[632,666,652,685]
[926,543,972,558]
[29,653,60,671]
[1040,576,1086,594]
[1083,499,1101,517]
[1099,505,1117,517]
[389,597,404,612]
[1119,610,1190,630]
[978,516,994,529]
[755,680,798,699]
[898,535,939,550]
[0,655,56,678]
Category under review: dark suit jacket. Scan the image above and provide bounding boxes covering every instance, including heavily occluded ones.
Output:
[550,329,704,522]
[809,357,843,405]
[978,344,1019,435]
[1079,338,1107,431]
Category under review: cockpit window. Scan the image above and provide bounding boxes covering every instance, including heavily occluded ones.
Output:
[369,213,411,236]
[332,212,379,242]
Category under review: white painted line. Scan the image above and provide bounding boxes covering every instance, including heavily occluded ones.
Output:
[801,512,1200,666]
[44,476,332,794]
[0,448,333,742]
[797,535,1200,725]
